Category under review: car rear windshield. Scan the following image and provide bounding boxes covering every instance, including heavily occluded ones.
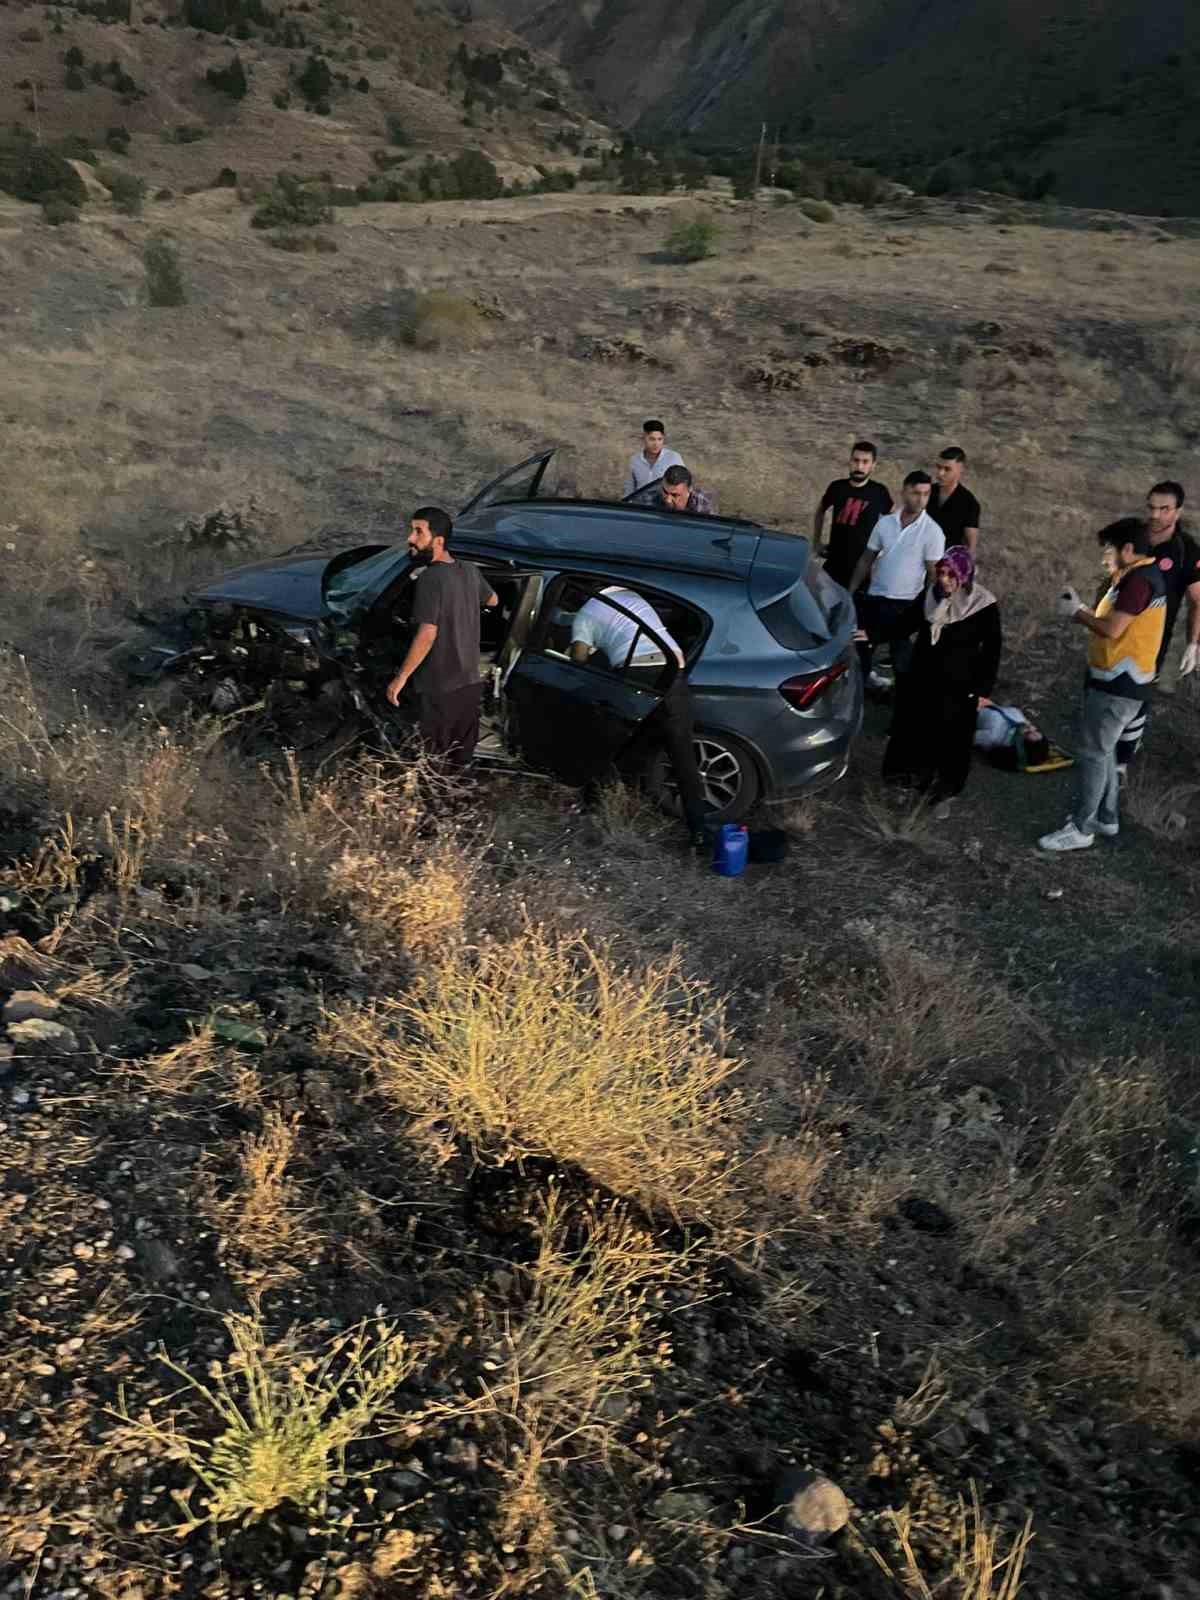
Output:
[752,559,847,651]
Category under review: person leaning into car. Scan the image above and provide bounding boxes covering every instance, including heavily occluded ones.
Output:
[385,506,497,767]
[569,585,713,846]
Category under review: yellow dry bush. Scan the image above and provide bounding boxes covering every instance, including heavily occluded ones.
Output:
[323,927,746,1220]
[401,290,485,351]
[203,1110,318,1284]
[114,1310,423,1531]
[326,842,472,956]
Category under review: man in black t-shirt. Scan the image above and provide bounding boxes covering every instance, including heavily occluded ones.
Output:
[385,505,498,766]
[928,446,981,554]
[813,440,894,590]
[1115,479,1200,767]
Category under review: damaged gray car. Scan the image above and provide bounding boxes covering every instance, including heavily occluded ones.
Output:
[118,448,862,822]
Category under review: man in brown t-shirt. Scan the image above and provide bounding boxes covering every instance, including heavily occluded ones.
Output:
[385,506,497,765]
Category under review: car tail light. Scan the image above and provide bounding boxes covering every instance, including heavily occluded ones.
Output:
[779,660,848,710]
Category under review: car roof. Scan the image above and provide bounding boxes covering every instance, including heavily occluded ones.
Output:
[454,500,807,584]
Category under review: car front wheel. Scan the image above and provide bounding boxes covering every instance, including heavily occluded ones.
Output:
[644,729,762,823]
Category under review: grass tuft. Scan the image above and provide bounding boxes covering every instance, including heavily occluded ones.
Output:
[323,926,746,1221]
[115,1310,422,1532]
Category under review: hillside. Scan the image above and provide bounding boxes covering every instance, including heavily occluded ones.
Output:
[0,0,610,199]
[2,176,1200,1598]
[482,0,1200,213]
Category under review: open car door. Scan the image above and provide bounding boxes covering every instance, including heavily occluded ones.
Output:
[503,576,680,786]
[459,447,556,519]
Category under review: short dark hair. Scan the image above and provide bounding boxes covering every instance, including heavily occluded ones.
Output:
[1097,516,1150,556]
[903,470,932,488]
[663,464,692,487]
[851,440,879,459]
[411,505,453,543]
[1149,479,1185,508]
[938,446,967,464]
[643,419,665,435]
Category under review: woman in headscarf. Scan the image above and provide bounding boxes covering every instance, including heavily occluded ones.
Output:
[882,545,1002,814]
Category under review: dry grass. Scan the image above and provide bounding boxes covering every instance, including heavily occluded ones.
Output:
[1119,767,1200,839]
[323,926,747,1221]
[806,925,1028,1089]
[399,289,487,351]
[114,1310,424,1532]
[327,840,474,956]
[202,1110,320,1286]
[479,1188,684,1452]
[862,1482,1033,1600]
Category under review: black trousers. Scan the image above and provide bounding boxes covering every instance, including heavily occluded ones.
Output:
[416,682,482,768]
[648,678,709,832]
[883,681,978,799]
[856,593,922,679]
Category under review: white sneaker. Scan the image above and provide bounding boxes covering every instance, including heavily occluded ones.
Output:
[868,669,893,691]
[1093,819,1119,837]
[1038,819,1095,852]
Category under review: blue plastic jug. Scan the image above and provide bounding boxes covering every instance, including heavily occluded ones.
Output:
[712,823,749,877]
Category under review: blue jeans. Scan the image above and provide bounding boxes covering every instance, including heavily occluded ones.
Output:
[1074,689,1143,834]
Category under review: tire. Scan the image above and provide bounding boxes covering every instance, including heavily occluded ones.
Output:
[644,728,762,823]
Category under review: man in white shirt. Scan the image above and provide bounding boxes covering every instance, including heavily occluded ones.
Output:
[623,419,684,498]
[569,585,711,845]
[570,585,685,671]
[849,470,945,682]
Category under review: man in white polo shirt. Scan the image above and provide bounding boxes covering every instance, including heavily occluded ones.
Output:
[848,470,945,683]
[623,419,684,498]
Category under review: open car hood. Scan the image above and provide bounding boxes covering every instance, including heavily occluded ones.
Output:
[189,545,389,622]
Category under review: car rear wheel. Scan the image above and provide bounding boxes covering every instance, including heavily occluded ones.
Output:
[644,729,762,824]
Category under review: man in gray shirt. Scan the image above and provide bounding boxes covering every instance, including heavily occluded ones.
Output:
[386,506,497,766]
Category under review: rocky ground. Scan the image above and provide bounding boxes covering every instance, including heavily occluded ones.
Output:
[1,183,1199,1599]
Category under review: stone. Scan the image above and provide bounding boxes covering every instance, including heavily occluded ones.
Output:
[652,1490,715,1524]
[6,1017,78,1054]
[137,1237,181,1282]
[387,1470,425,1493]
[179,964,213,982]
[773,1470,849,1546]
[443,1437,479,1474]
[967,1409,990,1436]
[3,990,60,1025]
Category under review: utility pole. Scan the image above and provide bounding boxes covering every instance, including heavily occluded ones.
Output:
[751,120,767,195]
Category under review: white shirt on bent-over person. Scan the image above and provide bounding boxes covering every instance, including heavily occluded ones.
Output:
[623,447,684,498]
[866,510,945,600]
[571,586,684,670]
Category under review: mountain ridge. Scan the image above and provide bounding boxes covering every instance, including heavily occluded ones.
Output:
[481,0,1200,213]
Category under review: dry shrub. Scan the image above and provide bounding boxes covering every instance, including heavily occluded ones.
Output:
[324,926,745,1221]
[862,1482,1033,1600]
[481,1189,683,1445]
[326,840,473,955]
[114,1310,423,1531]
[807,925,1026,1088]
[202,1110,318,1284]
[1119,767,1199,839]
[264,753,471,940]
[399,289,485,351]
[856,784,934,846]
[1055,1301,1200,1435]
